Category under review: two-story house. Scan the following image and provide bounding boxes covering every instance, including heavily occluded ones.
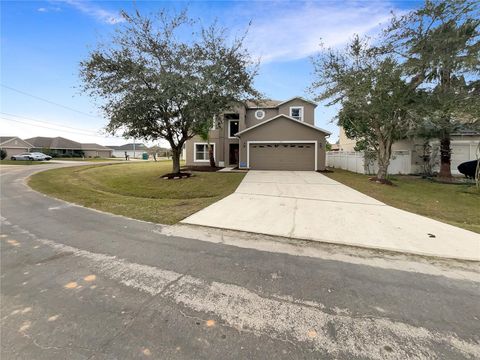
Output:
[185,97,331,171]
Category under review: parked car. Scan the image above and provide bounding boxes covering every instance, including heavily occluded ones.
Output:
[11,153,34,161]
[10,152,52,161]
[30,152,52,161]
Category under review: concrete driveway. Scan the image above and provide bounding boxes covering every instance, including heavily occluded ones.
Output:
[183,171,480,260]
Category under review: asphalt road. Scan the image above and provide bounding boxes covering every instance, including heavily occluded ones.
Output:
[1,164,479,359]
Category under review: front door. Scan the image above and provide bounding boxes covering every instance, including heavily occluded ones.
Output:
[229,144,239,165]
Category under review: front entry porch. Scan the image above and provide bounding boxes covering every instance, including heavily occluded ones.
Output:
[229,143,239,166]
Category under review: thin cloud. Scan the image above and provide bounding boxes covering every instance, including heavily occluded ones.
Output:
[59,0,124,24]
[37,6,61,13]
[241,1,396,63]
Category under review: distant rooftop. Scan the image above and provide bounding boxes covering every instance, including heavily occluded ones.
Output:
[23,136,112,150]
[80,143,113,150]
[108,143,148,151]
[25,136,82,150]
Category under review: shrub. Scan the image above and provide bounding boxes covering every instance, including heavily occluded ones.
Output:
[0,149,6,160]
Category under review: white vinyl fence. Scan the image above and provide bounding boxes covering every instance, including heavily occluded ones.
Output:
[433,141,479,175]
[326,151,412,175]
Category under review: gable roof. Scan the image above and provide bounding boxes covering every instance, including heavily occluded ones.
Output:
[235,114,331,136]
[276,97,317,107]
[0,136,16,144]
[245,97,317,109]
[0,136,33,148]
[245,96,317,109]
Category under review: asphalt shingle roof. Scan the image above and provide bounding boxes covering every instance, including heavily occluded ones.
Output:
[25,137,82,149]
[0,136,16,144]
[245,99,282,108]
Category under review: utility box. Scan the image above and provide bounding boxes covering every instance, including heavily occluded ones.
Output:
[142,152,149,160]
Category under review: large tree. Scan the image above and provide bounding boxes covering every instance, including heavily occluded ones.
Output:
[80,9,259,174]
[311,36,418,181]
[386,0,480,178]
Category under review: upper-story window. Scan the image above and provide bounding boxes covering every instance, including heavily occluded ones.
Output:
[224,113,240,138]
[255,110,265,120]
[228,119,239,138]
[290,106,304,121]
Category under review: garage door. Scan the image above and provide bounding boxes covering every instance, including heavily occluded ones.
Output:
[249,143,315,171]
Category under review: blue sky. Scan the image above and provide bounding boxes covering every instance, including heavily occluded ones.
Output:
[0,0,421,146]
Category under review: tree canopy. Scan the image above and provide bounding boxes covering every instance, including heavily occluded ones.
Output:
[80,9,260,173]
[385,0,480,177]
[311,36,419,180]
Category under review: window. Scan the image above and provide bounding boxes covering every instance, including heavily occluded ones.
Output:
[255,110,265,120]
[228,119,239,138]
[194,143,215,162]
[290,106,304,121]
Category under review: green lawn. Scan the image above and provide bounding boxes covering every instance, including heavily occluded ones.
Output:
[324,169,480,233]
[0,160,49,165]
[28,161,245,224]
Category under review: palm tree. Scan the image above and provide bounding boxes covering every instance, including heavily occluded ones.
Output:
[198,122,216,167]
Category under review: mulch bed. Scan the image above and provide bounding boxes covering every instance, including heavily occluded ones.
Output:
[317,169,334,173]
[161,172,192,180]
[181,166,223,172]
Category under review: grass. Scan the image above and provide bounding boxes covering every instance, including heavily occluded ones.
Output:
[0,160,49,165]
[28,161,245,224]
[324,169,480,233]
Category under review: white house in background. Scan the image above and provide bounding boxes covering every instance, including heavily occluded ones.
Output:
[329,127,480,175]
[109,143,149,159]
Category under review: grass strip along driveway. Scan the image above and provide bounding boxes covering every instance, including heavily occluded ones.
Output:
[324,169,480,234]
[29,161,245,224]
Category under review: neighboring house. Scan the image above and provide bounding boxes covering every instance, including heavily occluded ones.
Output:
[0,136,33,158]
[109,143,149,159]
[80,143,114,158]
[337,127,357,152]
[332,126,480,175]
[25,136,113,158]
[185,97,331,171]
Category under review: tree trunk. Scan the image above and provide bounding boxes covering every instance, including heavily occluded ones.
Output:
[438,136,452,178]
[376,140,392,181]
[171,147,181,174]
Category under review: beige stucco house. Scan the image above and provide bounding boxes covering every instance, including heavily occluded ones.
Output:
[185,97,331,171]
[0,137,33,157]
[25,136,113,158]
